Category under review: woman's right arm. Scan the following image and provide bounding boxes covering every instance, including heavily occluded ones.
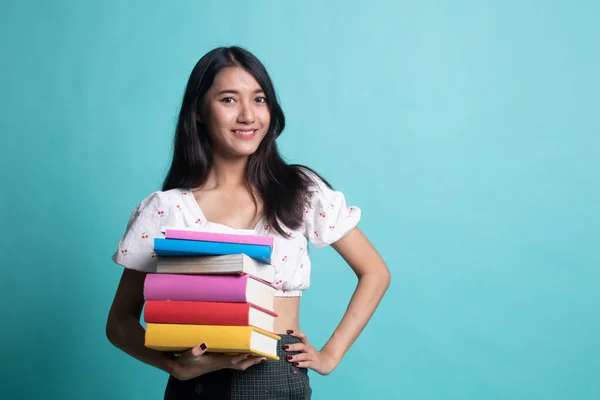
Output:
[105,268,266,380]
[106,268,178,374]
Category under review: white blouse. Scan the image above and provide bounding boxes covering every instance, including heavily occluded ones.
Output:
[111,173,361,297]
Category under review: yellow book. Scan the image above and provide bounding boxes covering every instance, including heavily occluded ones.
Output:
[145,324,281,360]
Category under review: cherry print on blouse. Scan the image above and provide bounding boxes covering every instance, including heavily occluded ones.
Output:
[346,207,354,218]
[195,218,202,224]
[140,232,149,239]
[319,211,327,218]
[329,203,335,209]
[176,204,183,211]
[120,249,128,256]
[300,263,304,269]
[304,208,309,214]
[313,230,319,238]
[157,210,165,217]
[282,255,288,262]
[150,251,157,259]
[180,192,187,196]
[328,226,335,230]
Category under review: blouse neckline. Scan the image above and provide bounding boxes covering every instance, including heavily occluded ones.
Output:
[182,188,265,232]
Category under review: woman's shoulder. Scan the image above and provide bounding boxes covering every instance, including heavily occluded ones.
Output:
[129,187,192,214]
[293,165,362,248]
[286,164,332,193]
[158,187,191,203]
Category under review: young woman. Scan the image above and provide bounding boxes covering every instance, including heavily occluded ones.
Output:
[106,46,391,399]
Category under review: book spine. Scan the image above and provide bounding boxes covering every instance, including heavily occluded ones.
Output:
[164,230,274,247]
[145,323,251,352]
[143,274,248,302]
[153,238,272,263]
[144,324,281,360]
[144,301,250,325]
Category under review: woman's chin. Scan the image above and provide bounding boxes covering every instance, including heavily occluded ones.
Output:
[216,146,260,159]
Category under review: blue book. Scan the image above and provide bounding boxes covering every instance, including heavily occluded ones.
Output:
[153,238,272,264]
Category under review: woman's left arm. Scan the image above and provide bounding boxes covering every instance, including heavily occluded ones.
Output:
[285,227,391,375]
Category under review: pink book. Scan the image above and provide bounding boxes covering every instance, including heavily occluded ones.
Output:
[163,227,273,247]
[143,274,275,312]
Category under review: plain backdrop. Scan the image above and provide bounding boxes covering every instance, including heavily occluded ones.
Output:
[1,1,598,399]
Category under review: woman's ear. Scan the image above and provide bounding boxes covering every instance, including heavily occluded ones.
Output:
[195,111,204,123]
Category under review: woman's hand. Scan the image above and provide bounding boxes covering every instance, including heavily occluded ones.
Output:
[283,330,339,376]
[169,343,266,381]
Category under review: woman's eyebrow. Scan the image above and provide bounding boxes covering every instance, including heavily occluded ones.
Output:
[216,89,265,95]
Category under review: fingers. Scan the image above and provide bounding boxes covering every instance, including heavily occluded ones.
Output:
[229,353,254,365]
[284,331,318,370]
[180,345,267,372]
[286,329,307,343]
[286,351,314,369]
[190,343,208,357]
[178,343,208,365]
[285,341,315,366]
[283,331,314,355]
[230,355,266,370]
[282,342,305,353]
[293,360,313,369]
[211,353,265,370]
[286,352,311,363]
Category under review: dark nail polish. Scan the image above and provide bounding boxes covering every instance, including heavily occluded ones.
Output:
[294,362,299,366]
[287,356,293,361]
[283,345,289,350]
[286,330,294,334]
[200,343,207,351]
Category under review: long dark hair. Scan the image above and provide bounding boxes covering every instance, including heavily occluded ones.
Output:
[162,46,330,236]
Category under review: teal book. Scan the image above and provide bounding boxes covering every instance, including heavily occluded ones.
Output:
[153,238,272,264]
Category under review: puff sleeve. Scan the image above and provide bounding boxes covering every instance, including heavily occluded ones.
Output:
[111,191,166,273]
[303,173,361,248]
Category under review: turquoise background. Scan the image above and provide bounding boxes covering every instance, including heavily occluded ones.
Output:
[1,1,598,399]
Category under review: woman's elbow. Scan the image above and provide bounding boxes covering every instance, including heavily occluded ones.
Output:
[360,262,391,290]
[380,265,391,290]
[105,312,122,346]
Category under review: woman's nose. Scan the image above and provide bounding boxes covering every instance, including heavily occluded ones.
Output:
[237,101,256,124]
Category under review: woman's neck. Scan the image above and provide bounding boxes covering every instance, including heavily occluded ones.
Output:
[203,154,248,190]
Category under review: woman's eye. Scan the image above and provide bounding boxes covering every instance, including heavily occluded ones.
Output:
[255,96,267,103]
[221,97,235,103]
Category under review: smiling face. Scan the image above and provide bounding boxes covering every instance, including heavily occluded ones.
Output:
[200,66,271,159]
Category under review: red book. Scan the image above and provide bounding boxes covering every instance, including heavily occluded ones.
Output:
[144,300,277,333]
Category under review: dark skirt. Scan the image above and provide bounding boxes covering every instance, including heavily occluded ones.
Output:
[164,335,312,400]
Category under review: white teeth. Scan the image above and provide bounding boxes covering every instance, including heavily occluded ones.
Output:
[234,130,255,135]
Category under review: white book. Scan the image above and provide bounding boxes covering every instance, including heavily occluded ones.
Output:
[156,253,275,284]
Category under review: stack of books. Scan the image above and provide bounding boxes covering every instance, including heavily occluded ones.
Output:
[142,227,281,360]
